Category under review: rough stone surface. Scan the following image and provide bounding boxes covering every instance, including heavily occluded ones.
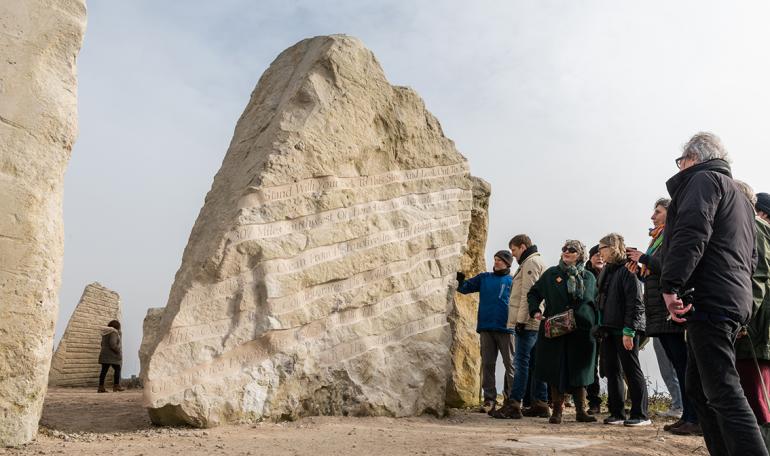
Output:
[445,177,490,407]
[138,308,164,383]
[49,283,122,387]
[142,35,480,427]
[0,0,86,446]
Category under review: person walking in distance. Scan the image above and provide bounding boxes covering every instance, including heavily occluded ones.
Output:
[661,132,766,455]
[97,320,124,393]
[457,251,515,414]
[492,235,549,419]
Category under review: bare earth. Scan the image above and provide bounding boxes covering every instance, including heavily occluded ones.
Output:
[1,388,707,455]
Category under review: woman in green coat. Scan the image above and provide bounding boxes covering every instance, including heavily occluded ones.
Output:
[528,239,598,424]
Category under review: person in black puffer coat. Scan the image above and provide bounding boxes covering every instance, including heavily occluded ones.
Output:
[596,233,649,427]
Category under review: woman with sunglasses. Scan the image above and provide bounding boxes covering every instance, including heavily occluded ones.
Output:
[596,233,650,427]
[527,240,598,424]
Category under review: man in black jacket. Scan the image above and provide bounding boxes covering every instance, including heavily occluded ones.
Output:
[661,132,765,455]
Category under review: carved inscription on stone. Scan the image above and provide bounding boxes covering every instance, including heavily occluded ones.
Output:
[141,35,480,427]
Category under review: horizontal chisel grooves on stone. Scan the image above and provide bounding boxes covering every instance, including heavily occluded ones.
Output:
[239,163,469,207]
[141,35,486,426]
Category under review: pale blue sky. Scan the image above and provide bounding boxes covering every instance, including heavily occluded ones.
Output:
[60,1,770,392]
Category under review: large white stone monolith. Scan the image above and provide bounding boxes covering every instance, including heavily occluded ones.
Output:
[142,35,482,427]
[0,0,86,446]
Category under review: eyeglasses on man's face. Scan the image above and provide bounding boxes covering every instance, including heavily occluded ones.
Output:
[675,154,690,169]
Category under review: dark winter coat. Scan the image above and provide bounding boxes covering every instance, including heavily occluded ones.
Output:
[458,271,514,334]
[98,327,122,365]
[660,159,758,324]
[736,218,770,361]
[639,243,684,336]
[598,261,645,332]
[527,266,598,387]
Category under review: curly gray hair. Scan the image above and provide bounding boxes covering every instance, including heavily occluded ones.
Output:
[682,132,730,163]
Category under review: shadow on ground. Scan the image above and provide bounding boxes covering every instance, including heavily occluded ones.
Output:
[39,387,153,433]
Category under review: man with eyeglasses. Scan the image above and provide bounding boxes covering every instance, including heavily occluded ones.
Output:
[661,132,765,455]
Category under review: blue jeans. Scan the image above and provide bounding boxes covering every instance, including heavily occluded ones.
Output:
[511,329,548,402]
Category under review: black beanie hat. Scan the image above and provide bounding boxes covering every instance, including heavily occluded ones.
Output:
[757,193,770,215]
[589,244,600,258]
[494,250,513,267]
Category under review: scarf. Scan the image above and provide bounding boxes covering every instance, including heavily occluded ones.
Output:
[493,267,511,276]
[640,225,664,277]
[558,259,585,301]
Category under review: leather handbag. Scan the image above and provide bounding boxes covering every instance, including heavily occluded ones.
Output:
[544,308,576,338]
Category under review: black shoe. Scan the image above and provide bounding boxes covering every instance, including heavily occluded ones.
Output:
[603,415,625,425]
[624,418,652,427]
[587,404,601,415]
[670,422,703,436]
[663,418,685,432]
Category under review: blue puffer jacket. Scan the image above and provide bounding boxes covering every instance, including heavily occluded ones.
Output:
[458,272,514,333]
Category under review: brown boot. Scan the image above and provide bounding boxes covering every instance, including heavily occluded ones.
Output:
[549,387,564,424]
[491,400,522,419]
[522,400,551,418]
[113,384,125,392]
[573,388,597,423]
[97,385,107,393]
[479,400,496,414]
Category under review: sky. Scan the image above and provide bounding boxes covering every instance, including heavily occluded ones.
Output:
[58,0,770,393]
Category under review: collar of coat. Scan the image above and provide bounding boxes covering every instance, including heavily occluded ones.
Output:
[517,245,539,265]
[666,158,732,198]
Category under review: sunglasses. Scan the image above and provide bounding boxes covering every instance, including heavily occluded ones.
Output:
[561,247,578,254]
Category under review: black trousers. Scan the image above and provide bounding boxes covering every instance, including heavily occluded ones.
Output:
[99,363,121,386]
[657,332,698,424]
[587,339,602,408]
[602,334,648,419]
[686,319,767,456]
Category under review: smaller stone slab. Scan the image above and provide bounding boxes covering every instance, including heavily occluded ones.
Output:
[49,283,122,387]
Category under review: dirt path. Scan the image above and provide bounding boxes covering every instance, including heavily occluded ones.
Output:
[0,388,707,455]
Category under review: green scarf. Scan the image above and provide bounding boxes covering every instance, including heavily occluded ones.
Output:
[558,259,585,301]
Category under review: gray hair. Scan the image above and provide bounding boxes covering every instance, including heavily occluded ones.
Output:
[683,132,730,163]
[734,180,757,207]
[654,198,671,210]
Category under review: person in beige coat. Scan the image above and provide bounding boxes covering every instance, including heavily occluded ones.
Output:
[491,234,549,419]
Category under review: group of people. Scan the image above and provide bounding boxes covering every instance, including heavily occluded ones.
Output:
[458,132,770,455]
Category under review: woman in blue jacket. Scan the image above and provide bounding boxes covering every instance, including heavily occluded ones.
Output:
[457,250,514,413]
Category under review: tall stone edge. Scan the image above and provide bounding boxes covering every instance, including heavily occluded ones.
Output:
[0,0,87,446]
[445,176,490,407]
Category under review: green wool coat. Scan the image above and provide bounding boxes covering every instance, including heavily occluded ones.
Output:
[527,265,598,388]
[736,217,770,361]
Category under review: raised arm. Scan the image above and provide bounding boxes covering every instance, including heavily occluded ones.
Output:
[457,272,483,295]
